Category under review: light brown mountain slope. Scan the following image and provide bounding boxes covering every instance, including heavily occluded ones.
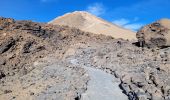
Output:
[48,11,136,40]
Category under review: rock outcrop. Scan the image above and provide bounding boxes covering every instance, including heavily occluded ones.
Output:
[136,19,170,48]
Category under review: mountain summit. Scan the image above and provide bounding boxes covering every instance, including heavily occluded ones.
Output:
[48,11,136,40]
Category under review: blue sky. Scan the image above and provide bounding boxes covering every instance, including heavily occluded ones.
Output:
[0,0,170,31]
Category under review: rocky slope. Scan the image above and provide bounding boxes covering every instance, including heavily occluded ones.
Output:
[0,17,112,78]
[0,16,170,100]
[63,38,170,100]
[137,19,170,48]
[49,11,136,40]
[0,17,109,100]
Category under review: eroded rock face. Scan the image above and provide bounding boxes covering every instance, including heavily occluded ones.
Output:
[0,37,16,54]
[1,16,170,100]
[0,17,110,100]
[63,38,170,100]
[136,19,170,48]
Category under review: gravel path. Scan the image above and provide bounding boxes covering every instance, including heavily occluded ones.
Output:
[70,59,128,100]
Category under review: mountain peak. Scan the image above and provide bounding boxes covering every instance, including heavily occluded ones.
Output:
[49,11,136,40]
[71,11,92,14]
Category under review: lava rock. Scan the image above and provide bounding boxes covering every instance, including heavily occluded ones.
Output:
[0,58,6,65]
[0,70,6,79]
[0,26,3,30]
[136,19,170,48]
[4,90,12,94]
[22,41,34,53]
[0,37,15,54]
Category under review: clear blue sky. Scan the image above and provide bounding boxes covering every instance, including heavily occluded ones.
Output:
[0,0,170,30]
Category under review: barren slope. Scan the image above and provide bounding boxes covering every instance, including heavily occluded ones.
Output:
[0,17,116,100]
[1,17,170,100]
[49,11,136,40]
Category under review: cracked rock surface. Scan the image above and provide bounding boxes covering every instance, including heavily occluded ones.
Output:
[0,56,89,100]
[63,38,170,100]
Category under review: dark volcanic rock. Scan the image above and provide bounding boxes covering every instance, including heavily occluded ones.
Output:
[136,19,170,48]
[0,17,15,29]
[0,70,6,79]
[0,37,15,54]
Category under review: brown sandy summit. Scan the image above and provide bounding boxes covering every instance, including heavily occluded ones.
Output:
[49,11,136,40]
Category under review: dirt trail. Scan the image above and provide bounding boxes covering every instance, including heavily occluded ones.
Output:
[70,59,128,100]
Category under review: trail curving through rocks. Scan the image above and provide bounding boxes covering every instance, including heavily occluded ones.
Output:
[70,59,128,100]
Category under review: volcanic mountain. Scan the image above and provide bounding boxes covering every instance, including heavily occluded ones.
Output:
[48,11,136,40]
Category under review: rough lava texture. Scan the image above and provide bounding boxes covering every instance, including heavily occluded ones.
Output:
[0,17,111,78]
[0,17,115,100]
[136,19,170,48]
[63,39,170,100]
[0,17,170,100]
[0,17,100,100]
[0,56,89,100]
[0,18,52,78]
